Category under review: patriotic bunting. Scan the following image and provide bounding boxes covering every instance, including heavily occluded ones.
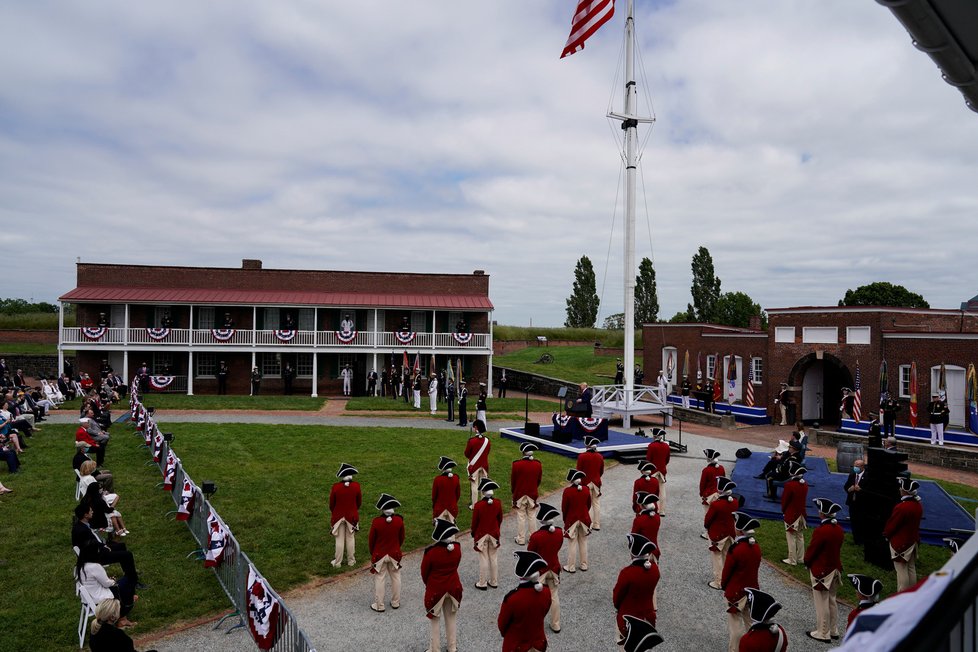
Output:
[247,566,285,651]
[146,327,171,341]
[81,326,107,341]
[336,330,357,344]
[163,451,177,490]
[746,359,755,408]
[211,328,236,342]
[274,329,296,343]
[553,414,573,428]
[176,479,196,521]
[152,432,165,462]
[395,331,416,345]
[561,0,615,59]
[579,416,605,432]
[204,510,228,568]
[452,332,473,345]
[149,376,174,390]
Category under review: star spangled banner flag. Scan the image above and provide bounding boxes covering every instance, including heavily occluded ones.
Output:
[853,361,862,423]
[163,451,177,491]
[746,359,755,408]
[561,0,615,58]
[177,479,196,521]
[246,565,285,650]
[204,509,228,568]
[909,361,919,428]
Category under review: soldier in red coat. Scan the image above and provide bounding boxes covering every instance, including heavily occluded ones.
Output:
[804,498,844,642]
[845,573,882,632]
[700,449,726,537]
[705,477,738,590]
[645,429,671,515]
[721,512,763,652]
[498,550,552,652]
[561,468,591,573]
[576,436,605,530]
[368,493,405,612]
[619,616,664,652]
[631,492,661,557]
[780,461,808,566]
[329,463,362,568]
[738,588,788,652]
[883,477,924,591]
[464,421,491,509]
[527,503,563,633]
[632,461,660,514]
[422,519,463,652]
[432,456,461,523]
[512,442,543,545]
[472,477,503,590]
[613,533,660,643]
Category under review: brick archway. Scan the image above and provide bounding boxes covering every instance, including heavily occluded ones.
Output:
[787,353,854,425]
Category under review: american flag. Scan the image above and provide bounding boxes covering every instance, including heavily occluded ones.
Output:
[746,361,755,407]
[561,0,615,59]
[853,361,862,423]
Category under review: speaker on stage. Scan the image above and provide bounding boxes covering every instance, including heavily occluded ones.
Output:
[524,422,540,437]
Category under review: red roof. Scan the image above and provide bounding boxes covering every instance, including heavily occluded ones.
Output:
[59,286,493,310]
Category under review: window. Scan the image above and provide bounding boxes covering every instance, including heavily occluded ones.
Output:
[197,307,215,329]
[152,353,173,374]
[448,312,463,332]
[263,308,280,330]
[411,311,426,333]
[899,364,911,398]
[751,357,763,384]
[298,309,315,331]
[195,353,216,377]
[802,327,838,344]
[706,355,716,380]
[846,326,871,344]
[338,353,356,376]
[260,353,281,376]
[295,354,314,378]
[774,327,795,343]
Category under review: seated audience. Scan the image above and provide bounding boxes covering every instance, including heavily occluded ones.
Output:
[75,542,137,625]
[89,599,158,651]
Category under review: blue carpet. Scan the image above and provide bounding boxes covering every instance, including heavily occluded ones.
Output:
[730,454,975,546]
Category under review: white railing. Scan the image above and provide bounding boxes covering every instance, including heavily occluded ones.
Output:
[591,384,667,407]
[128,328,191,344]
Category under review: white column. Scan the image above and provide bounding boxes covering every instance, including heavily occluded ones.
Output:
[189,305,194,346]
[187,351,194,396]
[311,353,318,398]
[487,311,494,394]
[124,304,129,345]
[371,353,377,395]
[123,350,129,389]
[57,301,65,375]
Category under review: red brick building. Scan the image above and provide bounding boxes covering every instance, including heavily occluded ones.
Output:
[59,260,494,395]
[644,305,978,435]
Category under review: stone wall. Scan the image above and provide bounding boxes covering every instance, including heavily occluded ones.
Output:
[813,428,978,472]
[0,355,64,380]
[493,366,581,401]
[671,406,737,430]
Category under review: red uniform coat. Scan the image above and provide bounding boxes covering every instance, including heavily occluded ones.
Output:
[511,458,542,501]
[472,497,503,543]
[368,514,405,565]
[498,583,552,652]
[75,427,98,448]
[780,479,808,526]
[527,526,563,576]
[432,472,461,518]
[645,441,670,476]
[613,560,660,631]
[721,537,762,604]
[421,543,463,616]
[328,481,362,526]
[560,485,592,529]
[704,496,737,542]
[883,497,923,553]
[575,450,604,488]
[699,463,726,501]
[804,519,844,580]
[738,624,788,651]
[464,434,491,475]
[631,475,660,513]
[630,512,661,553]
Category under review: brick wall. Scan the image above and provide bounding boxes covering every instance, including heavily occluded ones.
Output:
[0,330,57,344]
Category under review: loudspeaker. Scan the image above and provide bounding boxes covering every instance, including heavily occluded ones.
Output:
[524,422,540,437]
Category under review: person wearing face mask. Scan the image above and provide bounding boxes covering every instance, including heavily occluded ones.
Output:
[843,459,866,545]
[329,463,362,568]
[561,468,592,573]
[368,493,405,613]
[471,478,503,590]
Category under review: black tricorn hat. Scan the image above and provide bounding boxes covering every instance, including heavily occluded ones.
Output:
[537,502,560,523]
[431,518,459,542]
[704,448,721,460]
[848,573,883,598]
[620,616,664,652]
[438,456,457,471]
[637,460,656,473]
[897,477,920,494]
[733,511,760,533]
[566,468,586,483]
[651,428,667,440]
[745,588,782,624]
[626,532,657,558]
[584,436,600,448]
[513,550,548,579]
[472,419,487,434]
[635,491,659,508]
[520,442,539,455]
[812,497,841,515]
[716,477,736,494]
[375,493,400,511]
[336,462,359,478]
[478,477,499,493]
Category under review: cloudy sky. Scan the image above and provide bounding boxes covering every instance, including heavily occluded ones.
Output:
[1,1,975,326]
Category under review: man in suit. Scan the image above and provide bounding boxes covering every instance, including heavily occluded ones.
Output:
[843,458,866,544]
[71,503,139,583]
[457,382,468,427]
[367,369,378,396]
[216,361,229,395]
[445,380,456,423]
[614,358,624,385]
[283,363,296,395]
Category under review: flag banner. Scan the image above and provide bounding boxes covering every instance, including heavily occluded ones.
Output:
[176,479,196,521]
[697,352,702,381]
[746,360,755,408]
[879,359,888,403]
[80,326,107,341]
[402,350,410,371]
[667,352,675,381]
[561,0,615,58]
[143,420,155,446]
[336,329,357,344]
[395,331,416,345]
[446,358,455,383]
[457,358,463,385]
[553,414,573,428]
[968,363,978,434]
[939,362,947,401]
[713,353,722,402]
[413,352,421,375]
[452,332,472,345]
[152,432,164,462]
[853,361,862,423]
[204,510,228,568]
[430,354,437,376]
[163,451,177,490]
[273,329,296,343]
[247,566,285,651]
[146,327,171,341]
[211,328,236,342]
[909,361,918,428]
[682,350,689,380]
[578,416,605,432]
[149,376,174,390]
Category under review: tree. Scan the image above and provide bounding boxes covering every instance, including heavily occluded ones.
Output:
[713,292,766,329]
[565,256,600,328]
[634,257,659,324]
[669,309,692,323]
[603,313,624,329]
[690,246,722,322]
[839,282,929,309]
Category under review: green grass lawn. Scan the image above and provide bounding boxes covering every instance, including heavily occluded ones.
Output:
[2,422,569,652]
[344,395,559,418]
[494,325,641,348]
[494,345,627,387]
[132,394,326,410]
[0,343,60,355]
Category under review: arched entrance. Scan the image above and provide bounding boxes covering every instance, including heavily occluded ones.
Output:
[787,353,854,425]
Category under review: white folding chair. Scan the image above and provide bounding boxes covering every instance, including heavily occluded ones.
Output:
[75,582,98,648]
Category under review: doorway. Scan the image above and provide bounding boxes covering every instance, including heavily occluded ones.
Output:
[789,353,853,425]
[932,365,966,427]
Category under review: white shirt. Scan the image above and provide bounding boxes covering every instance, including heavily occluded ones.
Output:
[77,562,115,602]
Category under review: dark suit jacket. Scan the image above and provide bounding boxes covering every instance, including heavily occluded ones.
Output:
[843,471,864,507]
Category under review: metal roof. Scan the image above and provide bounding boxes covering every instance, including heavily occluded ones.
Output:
[58,286,494,310]
[878,0,978,113]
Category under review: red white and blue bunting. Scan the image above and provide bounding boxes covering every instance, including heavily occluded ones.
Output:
[146,327,171,341]
[204,509,228,568]
[452,332,473,345]
[336,330,357,344]
[578,417,605,432]
[149,376,175,390]
[274,329,296,343]
[81,326,107,341]
[553,414,573,428]
[176,479,196,521]
[163,451,177,490]
[247,565,285,651]
[395,331,416,345]
[211,328,236,342]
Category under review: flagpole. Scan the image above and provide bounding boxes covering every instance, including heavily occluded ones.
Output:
[622,0,637,412]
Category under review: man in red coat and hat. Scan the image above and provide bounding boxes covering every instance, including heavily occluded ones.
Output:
[845,573,882,632]
[464,420,491,509]
[368,493,405,612]
[498,550,552,652]
[432,456,461,523]
[422,519,463,652]
[329,462,362,568]
[632,461,659,514]
[804,498,844,642]
[527,503,563,634]
[631,492,661,560]
[576,436,605,530]
[645,428,670,515]
[705,477,737,590]
[613,533,660,643]
[561,468,591,573]
[700,449,725,537]
[722,512,763,652]
[472,477,503,590]
[738,588,788,652]
[780,461,808,566]
[883,477,924,591]
[511,442,542,545]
